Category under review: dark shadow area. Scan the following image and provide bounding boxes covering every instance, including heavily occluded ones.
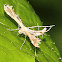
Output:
[35,58,39,62]
[27,0,62,57]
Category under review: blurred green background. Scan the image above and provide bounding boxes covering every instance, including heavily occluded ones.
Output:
[27,0,62,57]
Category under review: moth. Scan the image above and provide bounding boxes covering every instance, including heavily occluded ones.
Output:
[4,4,55,51]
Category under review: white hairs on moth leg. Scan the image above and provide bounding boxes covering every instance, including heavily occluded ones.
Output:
[4,4,55,48]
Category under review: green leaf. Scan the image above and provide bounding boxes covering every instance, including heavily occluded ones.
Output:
[0,0,61,62]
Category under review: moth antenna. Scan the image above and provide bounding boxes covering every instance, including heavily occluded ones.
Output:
[20,35,26,50]
[46,25,55,32]
[28,25,55,28]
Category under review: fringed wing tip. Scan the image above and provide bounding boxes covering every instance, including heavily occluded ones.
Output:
[31,38,41,48]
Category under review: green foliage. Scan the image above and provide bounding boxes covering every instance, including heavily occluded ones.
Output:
[0,0,61,62]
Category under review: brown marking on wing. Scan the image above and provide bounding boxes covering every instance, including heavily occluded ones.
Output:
[40,32,42,33]
[26,31,41,47]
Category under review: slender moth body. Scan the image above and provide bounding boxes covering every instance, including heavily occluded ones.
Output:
[4,4,55,48]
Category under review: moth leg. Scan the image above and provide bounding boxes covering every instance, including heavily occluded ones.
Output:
[18,24,21,30]
[7,28,19,31]
[7,24,21,31]
[37,23,39,38]
[35,47,37,56]
[37,23,39,31]
[20,35,26,50]
[34,23,39,56]
[37,23,43,37]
